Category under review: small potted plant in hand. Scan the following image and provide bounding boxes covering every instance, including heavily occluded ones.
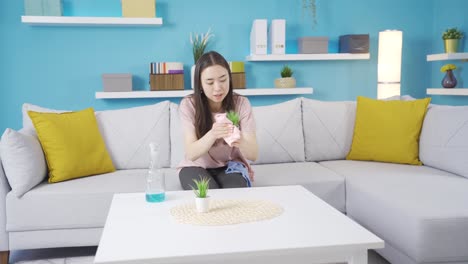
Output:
[191,176,211,213]
[226,111,241,146]
[226,110,240,127]
[214,111,241,146]
[442,28,464,53]
[274,65,296,88]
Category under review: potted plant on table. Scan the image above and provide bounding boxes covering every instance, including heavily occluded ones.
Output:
[191,176,211,213]
[189,28,214,89]
[440,64,458,88]
[442,27,464,53]
[274,65,296,88]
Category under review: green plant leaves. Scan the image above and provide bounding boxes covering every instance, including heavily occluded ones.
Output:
[226,111,240,127]
[190,28,214,64]
[281,65,293,78]
[191,176,210,198]
[442,27,464,40]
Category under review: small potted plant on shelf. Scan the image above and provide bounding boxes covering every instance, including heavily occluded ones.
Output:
[440,64,458,88]
[442,28,464,53]
[275,65,296,88]
[191,176,211,213]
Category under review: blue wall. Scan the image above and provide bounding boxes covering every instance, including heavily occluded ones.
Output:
[0,0,466,132]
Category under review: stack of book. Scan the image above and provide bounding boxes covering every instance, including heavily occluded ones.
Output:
[149,62,184,91]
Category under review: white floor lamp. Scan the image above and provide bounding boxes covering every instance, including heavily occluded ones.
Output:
[377,30,403,99]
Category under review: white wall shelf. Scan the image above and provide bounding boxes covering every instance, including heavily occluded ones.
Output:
[95,88,313,99]
[246,53,370,61]
[426,53,468,61]
[237,87,313,95]
[21,16,163,26]
[427,88,468,96]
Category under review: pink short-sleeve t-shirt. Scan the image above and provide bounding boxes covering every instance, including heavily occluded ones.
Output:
[177,95,256,178]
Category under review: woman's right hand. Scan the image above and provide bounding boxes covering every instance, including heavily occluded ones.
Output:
[210,122,233,140]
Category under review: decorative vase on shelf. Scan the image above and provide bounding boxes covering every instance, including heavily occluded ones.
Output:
[442,70,457,88]
[189,28,213,90]
[191,65,196,89]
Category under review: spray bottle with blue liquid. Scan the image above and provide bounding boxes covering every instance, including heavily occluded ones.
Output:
[146,142,166,202]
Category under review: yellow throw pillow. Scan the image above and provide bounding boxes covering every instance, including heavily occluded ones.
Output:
[346,96,431,165]
[28,108,115,183]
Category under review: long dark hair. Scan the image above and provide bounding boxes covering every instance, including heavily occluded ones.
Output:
[191,51,235,139]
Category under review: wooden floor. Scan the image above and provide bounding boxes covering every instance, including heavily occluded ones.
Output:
[9,247,391,264]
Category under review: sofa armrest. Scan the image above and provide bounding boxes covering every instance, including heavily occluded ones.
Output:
[0,151,10,251]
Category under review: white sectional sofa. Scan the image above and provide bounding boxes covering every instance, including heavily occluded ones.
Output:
[1,97,468,264]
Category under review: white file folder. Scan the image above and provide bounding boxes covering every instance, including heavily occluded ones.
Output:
[270,19,286,54]
[250,19,268,55]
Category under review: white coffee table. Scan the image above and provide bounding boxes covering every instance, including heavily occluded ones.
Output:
[94,185,384,264]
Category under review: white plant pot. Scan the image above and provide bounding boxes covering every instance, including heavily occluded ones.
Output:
[191,65,196,89]
[195,197,210,213]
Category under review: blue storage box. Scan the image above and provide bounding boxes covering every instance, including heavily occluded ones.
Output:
[339,34,369,53]
[24,0,63,16]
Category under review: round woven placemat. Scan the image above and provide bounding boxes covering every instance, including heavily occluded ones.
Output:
[170,199,283,226]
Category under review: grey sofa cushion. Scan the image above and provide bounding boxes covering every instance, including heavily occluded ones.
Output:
[252,162,345,212]
[302,98,356,161]
[21,102,172,169]
[95,102,171,169]
[170,99,305,167]
[0,128,47,197]
[420,104,468,179]
[22,103,69,130]
[6,169,182,231]
[252,98,305,164]
[170,98,305,166]
[320,160,468,263]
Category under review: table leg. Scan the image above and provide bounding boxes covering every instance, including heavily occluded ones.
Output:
[348,250,367,264]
